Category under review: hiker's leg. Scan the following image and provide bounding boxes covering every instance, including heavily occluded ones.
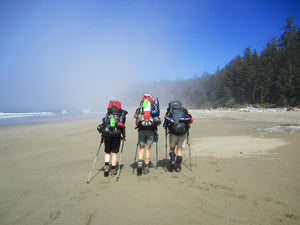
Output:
[142,130,154,165]
[145,145,151,165]
[104,137,113,164]
[138,129,146,161]
[110,137,120,167]
[177,146,183,157]
[169,134,177,170]
[138,145,145,160]
[176,146,183,172]
[170,146,176,153]
[143,145,151,174]
[104,152,111,176]
[104,152,111,163]
[111,152,118,167]
[176,133,186,157]
[137,145,144,175]
[169,146,176,162]
[111,152,118,176]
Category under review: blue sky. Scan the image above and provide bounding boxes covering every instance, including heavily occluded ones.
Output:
[0,0,299,112]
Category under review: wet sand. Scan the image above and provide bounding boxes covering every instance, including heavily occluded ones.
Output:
[0,111,300,225]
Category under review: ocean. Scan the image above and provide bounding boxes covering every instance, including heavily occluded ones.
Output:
[0,110,103,126]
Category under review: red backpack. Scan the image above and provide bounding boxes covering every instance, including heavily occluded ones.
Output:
[98,101,128,137]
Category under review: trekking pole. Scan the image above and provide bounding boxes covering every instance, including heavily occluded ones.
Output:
[87,138,104,183]
[165,128,168,170]
[187,130,192,171]
[132,142,139,174]
[155,132,158,168]
[156,141,158,168]
[116,137,125,182]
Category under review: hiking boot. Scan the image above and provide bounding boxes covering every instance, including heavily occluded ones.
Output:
[175,166,181,172]
[169,152,176,171]
[111,168,117,177]
[137,161,143,176]
[143,166,149,175]
[175,156,182,173]
[104,165,109,177]
[170,160,175,171]
[175,162,181,172]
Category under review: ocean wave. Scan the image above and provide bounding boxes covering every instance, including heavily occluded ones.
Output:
[0,112,56,119]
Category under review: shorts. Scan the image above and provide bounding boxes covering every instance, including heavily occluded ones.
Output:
[169,133,186,148]
[104,136,121,153]
[138,129,154,146]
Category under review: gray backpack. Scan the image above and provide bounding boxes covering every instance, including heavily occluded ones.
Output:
[165,101,190,135]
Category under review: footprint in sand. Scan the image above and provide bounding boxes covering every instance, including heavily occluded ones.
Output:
[86,210,95,225]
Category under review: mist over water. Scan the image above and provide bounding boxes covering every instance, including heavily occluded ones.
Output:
[1,69,178,114]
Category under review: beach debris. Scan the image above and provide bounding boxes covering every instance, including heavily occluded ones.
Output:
[257,125,300,134]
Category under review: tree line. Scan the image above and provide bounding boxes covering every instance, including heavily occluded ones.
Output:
[162,17,300,109]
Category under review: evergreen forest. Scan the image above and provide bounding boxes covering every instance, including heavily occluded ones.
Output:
[156,17,300,109]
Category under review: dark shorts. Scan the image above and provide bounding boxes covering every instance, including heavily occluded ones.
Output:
[138,129,154,146]
[104,137,121,153]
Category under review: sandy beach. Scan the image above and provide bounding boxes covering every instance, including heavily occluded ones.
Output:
[0,110,300,225]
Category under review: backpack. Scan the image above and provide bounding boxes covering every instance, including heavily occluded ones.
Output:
[164,101,191,135]
[97,101,128,137]
[134,94,161,129]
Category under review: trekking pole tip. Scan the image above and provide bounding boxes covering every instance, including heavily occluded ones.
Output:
[86,181,90,184]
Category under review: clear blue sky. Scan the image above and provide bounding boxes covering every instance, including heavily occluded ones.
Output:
[1,0,299,112]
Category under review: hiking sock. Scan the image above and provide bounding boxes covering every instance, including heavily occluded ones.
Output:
[138,159,143,166]
[144,163,149,168]
[169,152,176,161]
[176,156,182,164]
[105,162,109,166]
[111,166,116,170]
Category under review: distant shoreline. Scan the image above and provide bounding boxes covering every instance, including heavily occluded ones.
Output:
[190,106,300,113]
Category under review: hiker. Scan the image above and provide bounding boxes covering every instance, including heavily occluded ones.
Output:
[163,101,193,172]
[97,101,128,177]
[134,94,161,175]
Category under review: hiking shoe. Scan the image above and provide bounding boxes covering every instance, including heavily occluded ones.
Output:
[170,160,175,171]
[137,161,143,176]
[104,165,109,177]
[111,168,117,177]
[143,166,149,175]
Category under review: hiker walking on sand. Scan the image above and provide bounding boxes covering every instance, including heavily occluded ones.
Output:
[163,101,193,172]
[134,94,161,175]
[97,101,127,177]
